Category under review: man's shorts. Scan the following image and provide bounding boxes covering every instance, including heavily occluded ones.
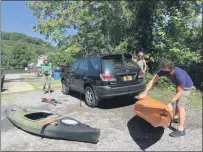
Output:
[177,89,192,107]
[43,75,51,85]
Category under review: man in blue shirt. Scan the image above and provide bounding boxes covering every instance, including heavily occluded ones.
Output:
[139,60,194,137]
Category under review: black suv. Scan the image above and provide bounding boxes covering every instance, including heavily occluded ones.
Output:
[61,53,145,107]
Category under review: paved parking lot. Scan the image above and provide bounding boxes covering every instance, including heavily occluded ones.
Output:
[1,86,202,151]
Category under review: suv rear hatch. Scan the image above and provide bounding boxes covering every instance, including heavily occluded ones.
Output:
[100,54,143,87]
[123,57,144,85]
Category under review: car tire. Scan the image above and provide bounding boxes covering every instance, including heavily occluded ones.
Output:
[85,86,99,108]
[62,81,70,95]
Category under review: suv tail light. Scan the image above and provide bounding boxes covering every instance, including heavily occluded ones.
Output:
[100,73,116,82]
[138,71,144,78]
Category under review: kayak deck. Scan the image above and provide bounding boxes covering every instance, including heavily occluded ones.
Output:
[5,108,100,143]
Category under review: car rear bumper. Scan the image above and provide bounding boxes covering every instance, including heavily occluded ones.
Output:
[94,83,145,99]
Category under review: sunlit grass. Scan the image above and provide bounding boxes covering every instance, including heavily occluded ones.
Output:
[20,74,61,90]
[149,87,202,108]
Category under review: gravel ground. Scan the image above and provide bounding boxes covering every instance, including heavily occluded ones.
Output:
[1,88,202,151]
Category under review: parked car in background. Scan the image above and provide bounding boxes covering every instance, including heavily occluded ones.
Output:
[61,53,146,107]
[27,63,37,74]
[1,68,5,91]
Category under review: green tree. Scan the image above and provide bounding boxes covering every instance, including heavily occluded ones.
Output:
[27,0,202,87]
[1,31,58,69]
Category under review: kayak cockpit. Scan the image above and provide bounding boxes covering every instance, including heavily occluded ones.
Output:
[24,112,53,121]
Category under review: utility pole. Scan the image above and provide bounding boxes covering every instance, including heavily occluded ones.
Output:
[201,2,203,90]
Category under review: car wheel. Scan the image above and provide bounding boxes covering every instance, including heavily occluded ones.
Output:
[62,81,70,95]
[85,86,99,108]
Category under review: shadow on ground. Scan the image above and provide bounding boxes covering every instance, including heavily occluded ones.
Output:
[1,89,8,92]
[4,77,41,83]
[127,115,164,151]
[44,90,54,94]
[69,91,137,109]
[98,96,137,109]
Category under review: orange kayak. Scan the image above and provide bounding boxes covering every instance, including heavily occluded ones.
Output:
[134,97,173,128]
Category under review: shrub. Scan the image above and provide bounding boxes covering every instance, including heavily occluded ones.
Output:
[145,73,175,92]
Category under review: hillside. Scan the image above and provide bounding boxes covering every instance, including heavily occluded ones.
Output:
[1,31,58,69]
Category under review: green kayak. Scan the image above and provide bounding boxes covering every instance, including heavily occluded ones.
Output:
[5,108,100,143]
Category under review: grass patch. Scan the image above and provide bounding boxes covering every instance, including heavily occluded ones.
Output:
[148,87,202,108]
[20,73,35,79]
[27,80,61,90]
[145,73,202,108]
[148,91,172,104]
[20,74,40,90]
[51,79,61,85]
[20,74,61,90]
[1,93,17,102]
[187,89,202,108]
[27,81,41,90]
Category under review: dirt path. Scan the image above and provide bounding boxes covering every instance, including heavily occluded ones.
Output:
[1,88,202,151]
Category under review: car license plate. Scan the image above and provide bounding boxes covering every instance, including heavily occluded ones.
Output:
[123,76,132,81]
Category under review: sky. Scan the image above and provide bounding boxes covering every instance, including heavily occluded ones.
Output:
[2,1,76,46]
[2,1,202,46]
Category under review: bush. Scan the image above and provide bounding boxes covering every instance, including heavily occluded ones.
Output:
[145,72,154,84]
[48,51,75,67]
[145,73,175,92]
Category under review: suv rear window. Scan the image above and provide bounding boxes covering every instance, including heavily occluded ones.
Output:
[125,59,140,69]
[102,58,125,71]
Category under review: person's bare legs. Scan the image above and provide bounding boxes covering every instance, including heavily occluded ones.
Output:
[169,104,186,137]
[167,103,179,119]
[172,105,179,122]
[48,85,51,93]
[167,103,179,118]
[43,84,46,92]
[177,105,185,131]
[47,75,52,101]
[48,75,51,93]
[169,90,190,137]
[167,103,179,125]
[43,75,47,93]
[174,106,179,118]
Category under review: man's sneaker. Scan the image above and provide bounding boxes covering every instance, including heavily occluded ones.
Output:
[169,129,186,137]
